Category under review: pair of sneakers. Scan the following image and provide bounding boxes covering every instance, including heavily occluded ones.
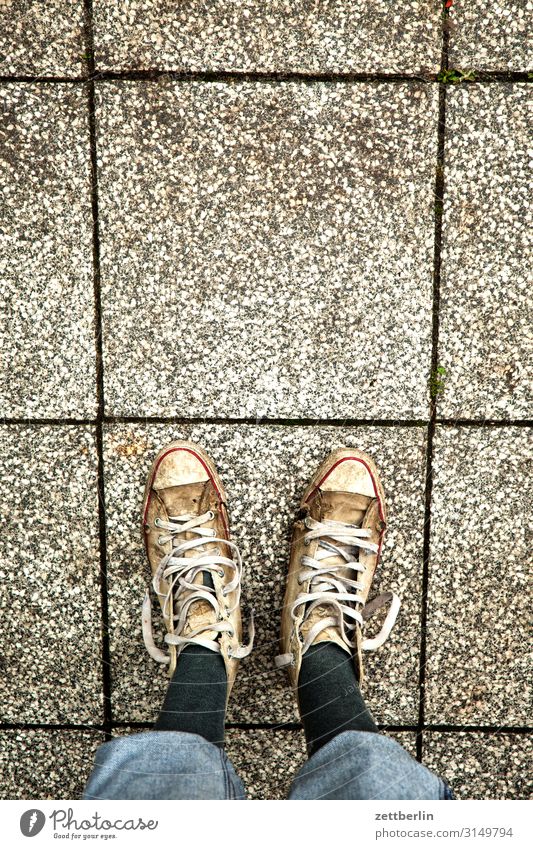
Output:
[141,440,400,701]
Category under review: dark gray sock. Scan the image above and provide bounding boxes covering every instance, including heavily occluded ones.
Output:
[154,572,227,747]
[298,641,379,757]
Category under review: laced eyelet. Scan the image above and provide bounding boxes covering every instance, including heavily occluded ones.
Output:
[218,569,225,577]
[304,537,310,546]
[158,536,165,545]
[207,510,215,520]
[154,518,160,527]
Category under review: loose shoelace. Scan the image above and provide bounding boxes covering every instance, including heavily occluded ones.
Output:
[142,510,254,664]
[275,515,400,669]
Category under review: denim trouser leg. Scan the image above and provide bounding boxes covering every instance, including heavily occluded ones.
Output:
[288,730,453,800]
[83,729,452,800]
[83,731,245,800]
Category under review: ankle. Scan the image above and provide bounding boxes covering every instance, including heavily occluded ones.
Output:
[298,642,379,755]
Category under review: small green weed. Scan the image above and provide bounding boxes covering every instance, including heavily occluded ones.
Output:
[437,69,476,83]
[430,365,447,399]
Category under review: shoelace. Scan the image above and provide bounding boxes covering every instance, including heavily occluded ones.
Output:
[275,515,400,668]
[142,510,254,664]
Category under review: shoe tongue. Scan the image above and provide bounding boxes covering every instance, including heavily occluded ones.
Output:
[306,490,373,571]
[183,572,218,638]
[301,490,373,652]
[157,481,219,638]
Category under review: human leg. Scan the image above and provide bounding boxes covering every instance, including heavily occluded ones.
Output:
[277,448,451,800]
[83,440,254,799]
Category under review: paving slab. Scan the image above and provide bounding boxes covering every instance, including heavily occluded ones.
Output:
[0,1,87,77]
[105,423,426,725]
[0,426,103,723]
[0,729,104,799]
[93,1,442,74]
[439,85,532,419]
[0,84,96,418]
[425,427,532,726]
[96,80,438,419]
[0,729,103,799]
[423,732,533,800]
[448,1,532,71]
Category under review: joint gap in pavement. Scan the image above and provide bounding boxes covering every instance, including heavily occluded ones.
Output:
[0,722,106,733]
[417,0,450,764]
[102,416,429,428]
[0,71,530,86]
[436,418,533,428]
[1,417,531,428]
[84,0,113,743]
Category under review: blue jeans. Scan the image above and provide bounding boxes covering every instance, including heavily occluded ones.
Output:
[84,730,453,800]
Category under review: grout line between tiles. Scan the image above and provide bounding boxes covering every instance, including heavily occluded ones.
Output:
[0,72,530,86]
[0,723,107,733]
[1,721,531,735]
[85,0,113,743]
[1,416,531,428]
[416,0,449,764]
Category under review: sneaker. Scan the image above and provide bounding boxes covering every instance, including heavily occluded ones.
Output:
[141,440,254,699]
[276,448,400,686]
